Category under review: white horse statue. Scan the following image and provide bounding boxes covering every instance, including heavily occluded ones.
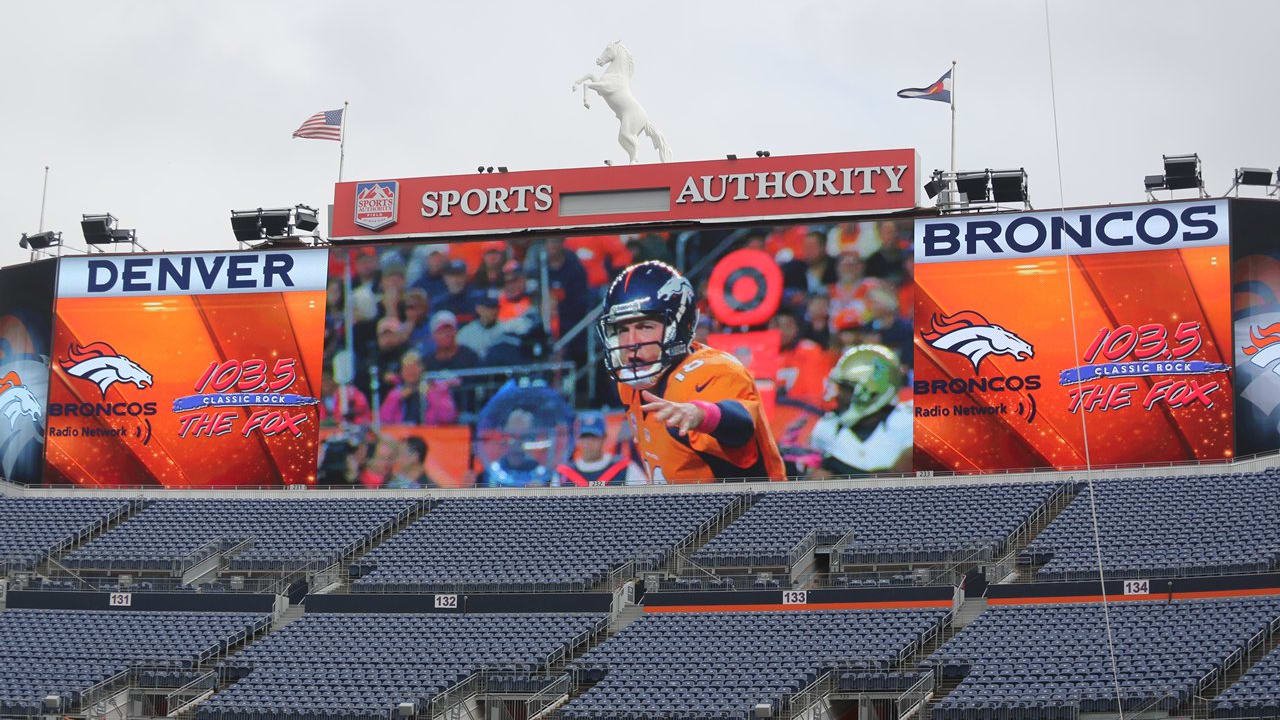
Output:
[572,41,672,164]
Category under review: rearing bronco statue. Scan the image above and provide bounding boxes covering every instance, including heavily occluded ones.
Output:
[573,41,672,164]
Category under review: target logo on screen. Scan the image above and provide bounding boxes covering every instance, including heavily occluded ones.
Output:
[920,311,1035,371]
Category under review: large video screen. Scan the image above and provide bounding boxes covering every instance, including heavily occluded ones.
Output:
[43,251,328,486]
[317,221,914,487]
[1231,200,1280,457]
[913,200,1233,471]
[0,260,56,485]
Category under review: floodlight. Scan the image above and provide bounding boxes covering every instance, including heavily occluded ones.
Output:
[81,213,137,246]
[19,231,61,250]
[1144,174,1167,192]
[1162,154,1201,191]
[230,210,264,243]
[259,208,292,237]
[955,171,990,202]
[294,205,320,232]
[990,169,1028,203]
[1236,167,1273,187]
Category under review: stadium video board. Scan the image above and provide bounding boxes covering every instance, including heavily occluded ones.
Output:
[42,250,328,486]
[0,260,56,485]
[1230,200,1280,457]
[913,199,1234,471]
[316,218,915,488]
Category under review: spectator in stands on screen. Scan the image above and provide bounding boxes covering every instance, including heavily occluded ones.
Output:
[773,308,833,410]
[374,316,411,387]
[412,250,449,299]
[566,235,632,289]
[358,435,398,489]
[897,255,914,323]
[832,311,863,355]
[379,349,458,426]
[403,288,434,351]
[804,292,832,348]
[694,314,712,345]
[782,231,837,294]
[385,436,438,489]
[378,259,407,322]
[431,260,481,326]
[553,411,632,486]
[353,249,381,294]
[320,371,372,426]
[545,237,589,350]
[424,311,481,372]
[828,251,885,330]
[472,246,506,292]
[862,285,912,367]
[478,408,553,487]
[624,233,674,265]
[458,295,507,359]
[497,261,534,323]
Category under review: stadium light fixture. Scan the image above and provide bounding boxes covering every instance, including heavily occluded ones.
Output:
[18,230,61,251]
[1224,167,1275,197]
[990,169,1029,205]
[294,204,320,233]
[755,150,771,158]
[497,166,508,173]
[81,213,144,251]
[1162,153,1206,195]
[955,171,990,203]
[726,154,738,161]
[1144,174,1167,192]
[230,207,307,246]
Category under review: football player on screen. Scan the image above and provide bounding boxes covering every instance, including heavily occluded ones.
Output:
[809,344,913,477]
[598,261,785,483]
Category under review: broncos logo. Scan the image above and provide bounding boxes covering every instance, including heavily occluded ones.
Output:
[0,371,40,428]
[58,342,153,398]
[921,310,1034,371]
[1242,321,1280,373]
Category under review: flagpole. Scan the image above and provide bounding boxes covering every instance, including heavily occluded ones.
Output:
[338,100,348,183]
[949,61,957,173]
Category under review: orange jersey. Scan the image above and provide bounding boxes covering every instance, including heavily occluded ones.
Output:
[777,339,835,409]
[617,343,786,484]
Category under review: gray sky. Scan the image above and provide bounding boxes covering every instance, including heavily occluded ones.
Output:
[2,1,1276,268]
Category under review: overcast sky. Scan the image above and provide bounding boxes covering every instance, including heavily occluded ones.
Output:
[2,1,1276,267]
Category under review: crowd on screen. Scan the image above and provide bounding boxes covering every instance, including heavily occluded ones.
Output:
[317,221,912,488]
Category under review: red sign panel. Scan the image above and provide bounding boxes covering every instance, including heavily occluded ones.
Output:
[330,149,918,240]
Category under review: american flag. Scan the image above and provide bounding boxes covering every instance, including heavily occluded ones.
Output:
[291,108,344,141]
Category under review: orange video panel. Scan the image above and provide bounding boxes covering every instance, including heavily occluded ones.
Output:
[44,250,328,487]
[913,201,1233,472]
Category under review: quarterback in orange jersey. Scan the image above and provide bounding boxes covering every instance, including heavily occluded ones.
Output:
[597,261,785,483]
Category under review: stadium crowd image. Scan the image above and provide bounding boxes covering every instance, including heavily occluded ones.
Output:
[2,149,1280,720]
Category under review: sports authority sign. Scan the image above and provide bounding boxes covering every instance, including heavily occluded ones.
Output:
[330,149,918,240]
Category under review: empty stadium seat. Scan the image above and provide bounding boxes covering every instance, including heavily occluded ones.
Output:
[1023,471,1280,580]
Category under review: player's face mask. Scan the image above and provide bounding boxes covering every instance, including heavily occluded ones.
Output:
[603,316,668,389]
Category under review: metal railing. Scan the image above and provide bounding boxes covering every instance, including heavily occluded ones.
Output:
[12,444,1278,496]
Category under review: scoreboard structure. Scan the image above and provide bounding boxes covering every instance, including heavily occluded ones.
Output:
[1,149,1278,487]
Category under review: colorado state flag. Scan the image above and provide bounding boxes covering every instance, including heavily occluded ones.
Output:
[897,69,952,104]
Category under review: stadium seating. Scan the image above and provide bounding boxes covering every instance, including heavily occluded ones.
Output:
[692,483,1066,569]
[926,597,1280,719]
[195,612,607,720]
[0,497,132,572]
[350,494,737,592]
[562,609,948,720]
[60,498,421,573]
[1022,471,1280,581]
[0,608,268,717]
[1214,641,1280,718]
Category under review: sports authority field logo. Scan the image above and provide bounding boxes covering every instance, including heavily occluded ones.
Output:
[0,371,40,428]
[920,311,1034,371]
[354,181,398,231]
[58,342,153,398]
